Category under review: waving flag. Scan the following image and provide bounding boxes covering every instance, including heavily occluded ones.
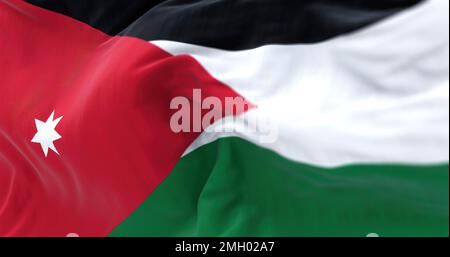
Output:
[0,0,448,237]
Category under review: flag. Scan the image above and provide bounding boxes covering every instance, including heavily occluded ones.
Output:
[0,0,448,237]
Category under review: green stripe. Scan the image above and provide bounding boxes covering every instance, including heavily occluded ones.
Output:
[110,137,449,237]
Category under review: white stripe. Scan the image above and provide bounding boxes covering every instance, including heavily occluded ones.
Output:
[153,0,449,167]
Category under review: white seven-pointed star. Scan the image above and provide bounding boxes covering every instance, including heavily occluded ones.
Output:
[31,110,63,157]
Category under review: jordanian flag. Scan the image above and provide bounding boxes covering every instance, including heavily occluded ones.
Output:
[0,0,448,237]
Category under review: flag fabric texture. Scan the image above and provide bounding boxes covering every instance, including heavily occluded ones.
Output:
[0,0,448,236]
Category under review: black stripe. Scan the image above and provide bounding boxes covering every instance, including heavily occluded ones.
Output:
[120,0,423,50]
[27,0,422,50]
[25,0,165,35]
